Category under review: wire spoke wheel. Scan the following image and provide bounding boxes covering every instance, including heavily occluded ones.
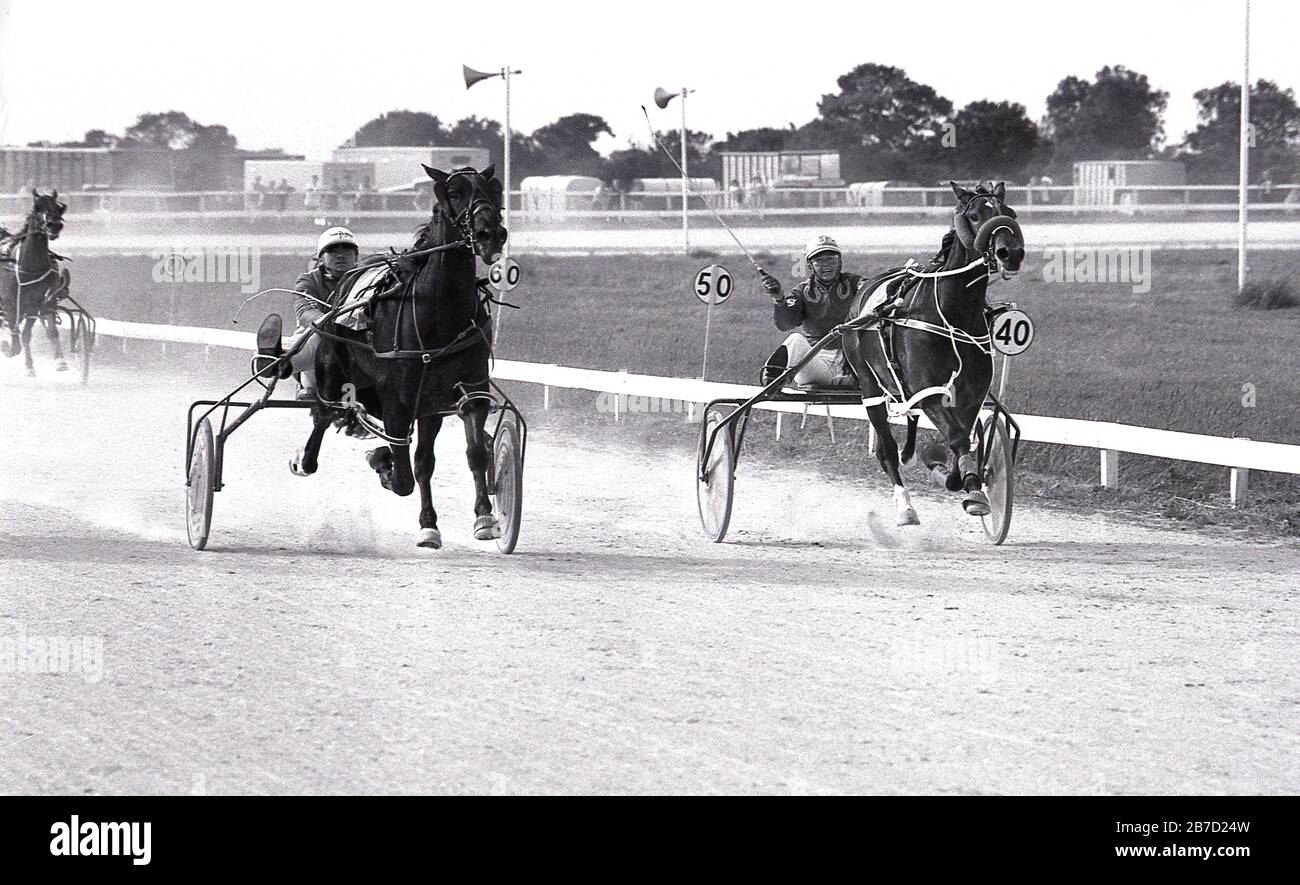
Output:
[980,414,1014,545]
[76,316,92,385]
[696,409,735,542]
[491,413,523,554]
[186,417,215,551]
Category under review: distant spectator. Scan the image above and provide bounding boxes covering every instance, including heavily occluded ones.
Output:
[728,178,744,209]
[1037,174,1054,205]
[275,178,295,212]
[1260,171,1275,204]
[748,176,767,211]
[304,174,322,211]
[338,177,357,220]
[324,178,341,212]
[246,175,265,212]
[1027,175,1041,205]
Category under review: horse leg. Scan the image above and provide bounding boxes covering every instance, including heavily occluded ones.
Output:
[383,405,415,497]
[462,400,500,540]
[865,400,919,527]
[925,407,989,516]
[20,318,35,376]
[413,414,443,548]
[290,407,331,477]
[44,316,67,371]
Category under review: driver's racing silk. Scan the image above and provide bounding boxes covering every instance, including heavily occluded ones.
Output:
[773,272,868,345]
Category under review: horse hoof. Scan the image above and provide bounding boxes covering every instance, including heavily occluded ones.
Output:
[962,491,991,516]
[0,342,15,358]
[473,515,502,540]
[417,527,442,549]
[289,452,313,477]
[897,509,920,527]
[25,367,35,378]
[56,361,68,372]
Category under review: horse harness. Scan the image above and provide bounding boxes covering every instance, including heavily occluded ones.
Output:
[845,199,1016,411]
[301,170,512,444]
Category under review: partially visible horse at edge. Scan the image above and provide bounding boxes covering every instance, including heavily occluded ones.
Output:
[1,189,72,375]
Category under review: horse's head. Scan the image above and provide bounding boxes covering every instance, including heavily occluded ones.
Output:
[30,189,67,240]
[949,181,1024,277]
[421,164,508,264]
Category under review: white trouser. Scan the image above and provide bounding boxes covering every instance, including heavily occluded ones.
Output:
[289,326,319,391]
[782,332,856,388]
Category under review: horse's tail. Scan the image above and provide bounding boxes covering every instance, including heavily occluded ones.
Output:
[899,414,919,464]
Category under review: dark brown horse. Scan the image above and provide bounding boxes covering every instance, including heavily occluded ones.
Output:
[291,165,508,549]
[1,190,71,375]
[842,181,1024,526]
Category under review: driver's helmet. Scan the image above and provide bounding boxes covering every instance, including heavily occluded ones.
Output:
[316,226,358,258]
[804,235,841,261]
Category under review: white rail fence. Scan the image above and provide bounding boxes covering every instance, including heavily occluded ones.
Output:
[97,318,1300,506]
[6,184,1300,221]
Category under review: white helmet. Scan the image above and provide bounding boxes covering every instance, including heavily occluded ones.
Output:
[316,226,358,257]
[804,235,841,261]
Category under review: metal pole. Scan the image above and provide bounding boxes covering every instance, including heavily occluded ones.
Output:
[1238,0,1250,292]
[680,88,689,254]
[503,66,512,260]
[701,286,714,381]
[496,66,513,344]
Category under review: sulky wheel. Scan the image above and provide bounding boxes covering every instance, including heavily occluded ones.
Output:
[76,316,92,385]
[186,417,215,550]
[696,408,735,542]
[980,413,1014,545]
[491,412,524,554]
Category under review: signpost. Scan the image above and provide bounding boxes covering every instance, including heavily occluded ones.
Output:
[694,264,732,381]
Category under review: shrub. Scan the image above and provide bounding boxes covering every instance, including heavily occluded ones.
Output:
[1235,277,1299,310]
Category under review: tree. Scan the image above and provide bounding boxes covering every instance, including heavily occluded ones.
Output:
[949,100,1040,181]
[124,111,204,149]
[714,126,793,153]
[816,63,953,152]
[1180,79,1300,183]
[443,116,506,170]
[351,110,448,147]
[656,128,712,174]
[527,113,614,177]
[52,129,119,148]
[1043,65,1168,170]
[604,142,662,189]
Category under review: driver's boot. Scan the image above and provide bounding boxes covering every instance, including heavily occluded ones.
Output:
[255,314,292,379]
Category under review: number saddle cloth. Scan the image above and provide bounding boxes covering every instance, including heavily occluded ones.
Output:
[330,257,400,333]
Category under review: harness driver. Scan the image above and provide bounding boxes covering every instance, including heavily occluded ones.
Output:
[254,226,358,400]
[759,235,899,388]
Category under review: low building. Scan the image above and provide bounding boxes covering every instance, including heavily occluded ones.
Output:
[1073,160,1186,205]
[331,146,492,191]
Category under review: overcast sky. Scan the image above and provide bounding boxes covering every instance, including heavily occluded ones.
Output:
[1,0,1295,162]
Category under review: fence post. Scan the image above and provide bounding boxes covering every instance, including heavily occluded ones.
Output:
[543,385,550,410]
[775,411,782,440]
[1100,449,1120,489]
[1230,468,1249,508]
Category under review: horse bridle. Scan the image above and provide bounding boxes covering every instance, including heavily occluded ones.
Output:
[437,170,503,257]
[954,194,1019,277]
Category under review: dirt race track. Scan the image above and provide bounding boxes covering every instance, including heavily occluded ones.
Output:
[2,358,1298,795]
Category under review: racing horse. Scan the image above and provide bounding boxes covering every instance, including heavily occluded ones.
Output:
[1,190,71,375]
[291,164,508,548]
[842,181,1024,526]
